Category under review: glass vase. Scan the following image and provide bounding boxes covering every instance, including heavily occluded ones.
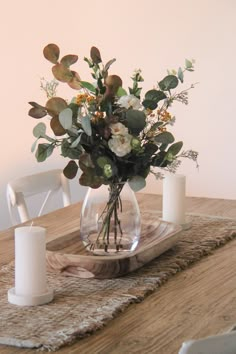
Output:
[80,183,141,255]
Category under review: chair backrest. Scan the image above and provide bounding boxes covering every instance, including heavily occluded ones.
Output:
[6,169,71,225]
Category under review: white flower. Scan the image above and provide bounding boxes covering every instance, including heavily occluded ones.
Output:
[117,95,142,110]
[108,134,132,157]
[110,122,128,136]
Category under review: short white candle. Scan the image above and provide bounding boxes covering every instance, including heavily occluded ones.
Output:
[162,174,186,225]
[15,226,47,296]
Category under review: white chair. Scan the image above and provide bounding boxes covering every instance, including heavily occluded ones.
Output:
[179,331,236,354]
[6,169,71,225]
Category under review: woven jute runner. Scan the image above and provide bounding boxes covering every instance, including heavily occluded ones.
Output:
[0,214,236,351]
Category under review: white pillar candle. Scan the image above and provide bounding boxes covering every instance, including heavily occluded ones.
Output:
[8,226,53,306]
[162,174,186,225]
[15,226,47,296]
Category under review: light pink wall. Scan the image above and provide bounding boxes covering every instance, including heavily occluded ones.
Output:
[0,0,235,229]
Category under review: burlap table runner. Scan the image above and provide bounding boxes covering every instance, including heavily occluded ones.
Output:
[0,214,236,351]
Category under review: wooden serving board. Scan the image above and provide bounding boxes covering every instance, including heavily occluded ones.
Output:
[46,212,182,279]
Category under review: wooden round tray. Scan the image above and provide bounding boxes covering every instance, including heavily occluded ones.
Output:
[46,211,182,279]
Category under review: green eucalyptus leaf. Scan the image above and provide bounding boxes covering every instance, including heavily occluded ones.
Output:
[80,81,96,93]
[128,175,146,192]
[59,108,73,130]
[185,59,193,69]
[142,99,158,110]
[70,134,82,148]
[68,102,79,118]
[144,89,166,102]
[35,143,54,162]
[31,139,38,153]
[144,143,158,157]
[167,141,183,156]
[33,122,46,138]
[81,115,92,136]
[126,110,146,135]
[152,151,168,167]
[117,87,128,97]
[150,122,163,130]
[178,67,184,83]
[61,139,82,159]
[63,160,78,179]
[154,131,175,145]
[160,143,168,151]
[165,152,174,162]
[158,75,179,91]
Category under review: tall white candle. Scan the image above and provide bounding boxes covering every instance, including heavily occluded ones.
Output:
[162,174,186,224]
[15,226,47,296]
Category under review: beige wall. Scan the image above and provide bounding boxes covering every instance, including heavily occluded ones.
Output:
[0,0,235,230]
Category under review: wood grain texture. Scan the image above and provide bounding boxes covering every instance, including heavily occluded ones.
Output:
[46,216,182,279]
[0,194,236,354]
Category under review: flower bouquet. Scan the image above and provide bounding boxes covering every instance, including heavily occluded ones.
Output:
[29,44,198,254]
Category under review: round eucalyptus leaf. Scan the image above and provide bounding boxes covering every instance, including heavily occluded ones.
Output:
[60,54,78,67]
[81,115,92,136]
[158,75,179,91]
[43,43,60,64]
[46,97,67,117]
[28,107,47,119]
[35,143,54,162]
[154,131,175,145]
[59,108,73,130]
[126,110,146,135]
[144,89,166,102]
[142,99,158,110]
[52,63,73,83]
[63,160,78,179]
[33,122,46,138]
[50,116,66,136]
[128,175,146,192]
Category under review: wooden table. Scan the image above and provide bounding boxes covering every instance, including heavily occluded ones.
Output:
[1,194,236,354]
